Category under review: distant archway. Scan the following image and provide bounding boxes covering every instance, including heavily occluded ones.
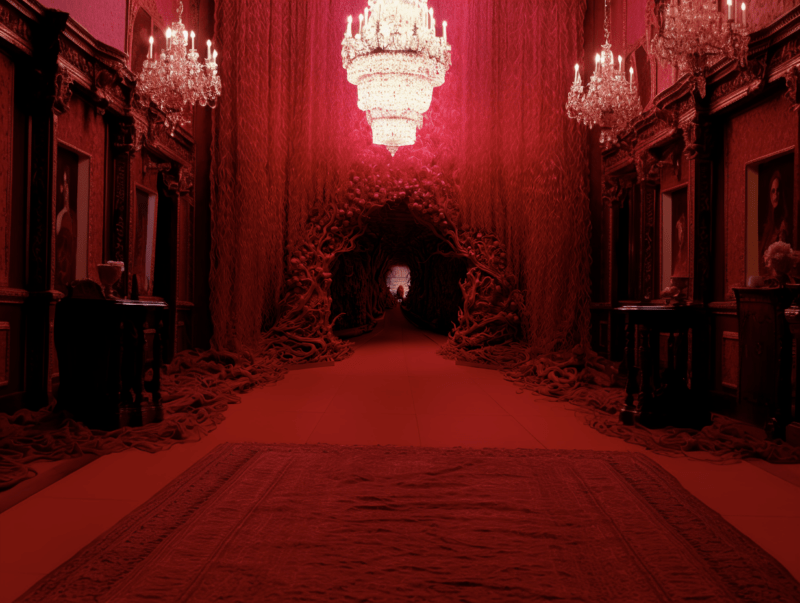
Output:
[263,154,523,364]
[386,265,410,299]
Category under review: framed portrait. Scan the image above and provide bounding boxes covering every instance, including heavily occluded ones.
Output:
[627,44,653,110]
[745,148,794,279]
[55,145,90,294]
[660,185,688,292]
[127,0,165,74]
[132,186,159,297]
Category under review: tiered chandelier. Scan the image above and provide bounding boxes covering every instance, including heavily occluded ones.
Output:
[137,2,221,134]
[342,0,452,156]
[650,0,749,98]
[566,0,640,146]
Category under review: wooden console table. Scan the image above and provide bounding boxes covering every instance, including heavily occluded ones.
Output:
[54,281,168,430]
[615,304,710,429]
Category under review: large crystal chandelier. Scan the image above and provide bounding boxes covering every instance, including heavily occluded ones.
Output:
[650,0,749,98]
[137,2,221,134]
[342,0,452,156]
[566,0,640,146]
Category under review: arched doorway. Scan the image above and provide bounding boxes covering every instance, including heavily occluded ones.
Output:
[386,266,410,300]
[264,157,523,364]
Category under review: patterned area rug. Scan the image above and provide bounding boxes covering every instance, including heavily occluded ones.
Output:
[16,444,800,602]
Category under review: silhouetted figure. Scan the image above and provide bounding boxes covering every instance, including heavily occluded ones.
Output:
[396,285,404,300]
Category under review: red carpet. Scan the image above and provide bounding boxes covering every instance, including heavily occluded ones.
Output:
[16,443,800,602]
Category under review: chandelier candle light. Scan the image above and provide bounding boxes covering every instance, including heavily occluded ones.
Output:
[566,0,640,145]
[342,0,452,156]
[137,2,221,134]
[650,0,749,98]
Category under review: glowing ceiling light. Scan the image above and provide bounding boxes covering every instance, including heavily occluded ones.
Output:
[342,0,451,156]
[650,0,750,99]
[566,0,640,146]
[137,2,221,134]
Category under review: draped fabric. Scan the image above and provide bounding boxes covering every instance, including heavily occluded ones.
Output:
[211,0,590,353]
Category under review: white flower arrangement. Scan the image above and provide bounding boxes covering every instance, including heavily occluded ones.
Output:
[764,241,800,275]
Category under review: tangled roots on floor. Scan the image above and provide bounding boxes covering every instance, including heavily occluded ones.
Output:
[582,410,800,464]
[440,341,619,397]
[0,346,288,492]
[441,341,800,464]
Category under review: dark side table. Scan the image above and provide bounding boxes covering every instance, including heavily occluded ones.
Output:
[615,304,710,429]
[734,287,798,441]
[55,280,168,430]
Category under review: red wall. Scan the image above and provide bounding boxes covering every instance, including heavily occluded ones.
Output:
[40,0,127,50]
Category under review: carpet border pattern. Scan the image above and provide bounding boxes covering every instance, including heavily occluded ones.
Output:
[15,443,800,602]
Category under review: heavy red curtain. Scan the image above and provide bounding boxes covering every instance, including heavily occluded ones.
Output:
[210,0,590,353]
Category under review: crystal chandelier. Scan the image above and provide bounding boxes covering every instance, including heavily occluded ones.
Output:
[566,0,640,146]
[342,0,452,156]
[137,2,221,134]
[650,0,749,98]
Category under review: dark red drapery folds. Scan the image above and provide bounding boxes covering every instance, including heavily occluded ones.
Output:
[210,0,590,353]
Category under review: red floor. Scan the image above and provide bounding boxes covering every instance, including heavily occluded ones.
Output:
[1,306,799,600]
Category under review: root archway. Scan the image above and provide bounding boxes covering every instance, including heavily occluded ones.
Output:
[264,155,524,364]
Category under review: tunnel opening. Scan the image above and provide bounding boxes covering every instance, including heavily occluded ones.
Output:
[329,202,465,336]
[386,265,410,300]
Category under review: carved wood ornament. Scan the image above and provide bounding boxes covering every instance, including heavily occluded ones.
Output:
[784,65,800,112]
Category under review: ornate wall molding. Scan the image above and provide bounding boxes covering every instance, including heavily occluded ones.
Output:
[51,64,73,115]
[784,65,800,111]
[635,150,661,185]
[0,4,32,49]
[178,166,195,196]
[602,176,625,209]
[604,6,800,161]
[681,112,712,161]
[635,150,661,301]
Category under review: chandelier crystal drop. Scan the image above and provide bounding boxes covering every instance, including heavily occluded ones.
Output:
[342,0,451,156]
[137,2,221,134]
[650,0,749,98]
[566,0,640,146]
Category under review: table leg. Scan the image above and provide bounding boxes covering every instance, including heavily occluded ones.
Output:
[639,326,654,422]
[621,320,639,426]
[120,318,135,408]
[770,324,793,440]
[651,328,661,391]
[676,329,689,386]
[667,331,675,373]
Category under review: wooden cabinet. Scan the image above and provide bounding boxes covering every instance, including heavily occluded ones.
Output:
[733,287,796,438]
